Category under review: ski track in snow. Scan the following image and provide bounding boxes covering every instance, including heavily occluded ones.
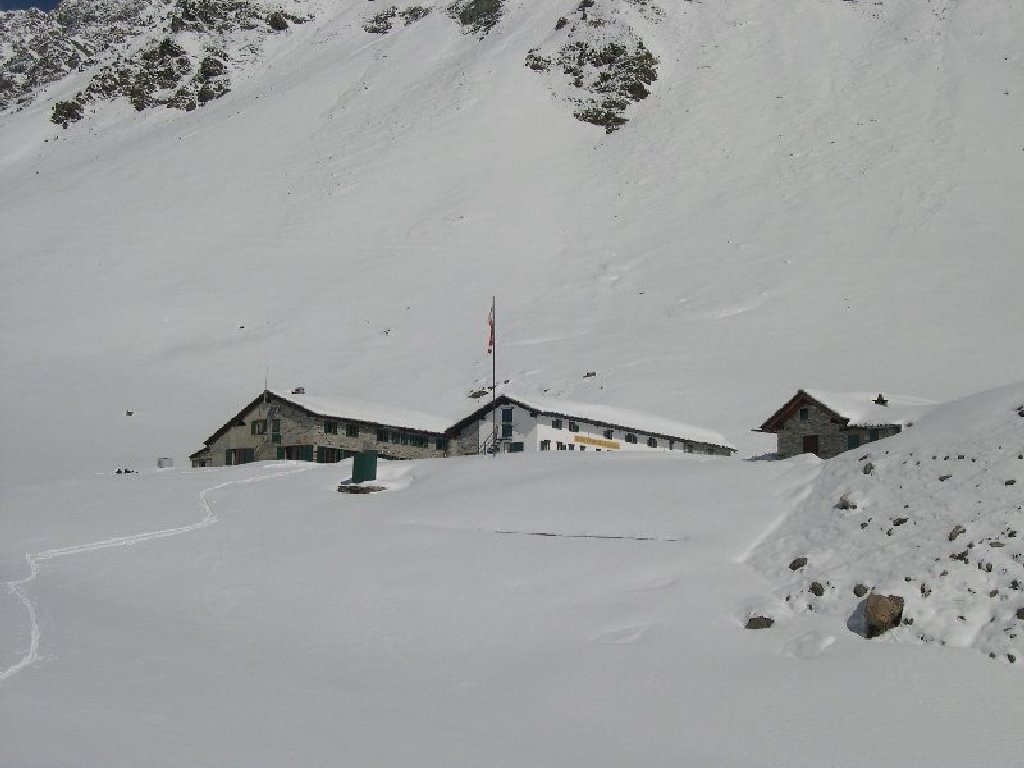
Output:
[0,466,313,684]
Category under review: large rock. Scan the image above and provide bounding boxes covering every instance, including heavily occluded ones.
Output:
[864,594,905,638]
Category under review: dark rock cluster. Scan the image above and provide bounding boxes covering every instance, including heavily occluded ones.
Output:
[1,0,304,124]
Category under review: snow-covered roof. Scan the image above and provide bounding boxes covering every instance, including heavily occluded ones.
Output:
[279,391,455,434]
[800,389,936,427]
[495,392,735,450]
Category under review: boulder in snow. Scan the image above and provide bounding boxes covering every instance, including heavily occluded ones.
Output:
[863,594,905,638]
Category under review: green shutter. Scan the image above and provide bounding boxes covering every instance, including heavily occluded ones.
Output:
[225,449,233,465]
[272,419,281,433]
[317,446,326,463]
[250,422,257,435]
[302,445,314,462]
[277,446,286,460]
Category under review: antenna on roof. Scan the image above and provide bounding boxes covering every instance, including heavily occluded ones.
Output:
[874,393,888,406]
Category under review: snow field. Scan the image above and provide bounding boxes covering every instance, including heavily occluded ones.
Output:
[2,431,1024,765]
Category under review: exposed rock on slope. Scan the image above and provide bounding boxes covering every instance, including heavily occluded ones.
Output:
[0,0,153,111]
[1,0,306,122]
[524,0,659,132]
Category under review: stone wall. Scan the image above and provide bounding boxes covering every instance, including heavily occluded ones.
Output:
[776,402,901,459]
[203,397,447,466]
[451,419,482,456]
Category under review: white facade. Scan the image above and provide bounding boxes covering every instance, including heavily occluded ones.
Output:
[464,397,734,456]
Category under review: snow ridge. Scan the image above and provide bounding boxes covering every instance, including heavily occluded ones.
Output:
[0,464,312,684]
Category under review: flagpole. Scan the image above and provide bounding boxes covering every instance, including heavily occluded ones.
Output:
[491,296,497,457]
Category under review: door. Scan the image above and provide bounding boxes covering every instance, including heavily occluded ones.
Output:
[802,435,819,456]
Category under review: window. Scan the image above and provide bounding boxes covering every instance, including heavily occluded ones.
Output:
[625,433,638,444]
[324,421,338,434]
[502,408,513,423]
[346,423,359,437]
[435,437,448,451]
[869,429,880,441]
[251,419,267,435]
[282,445,314,461]
[647,437,658,448]
[317,447,342,463]
[556,442,566,450]
[847,434,861,450]
[540,440,551,451]
[376,428,388,442]
[603,429,614,440]
[799,407,809,422]
[225,448,255,465]
[272,433,281,444]
[502,423,513,438]
[685,442,694,453]
[392,431,401,444]
[568,422,580,433]
[509,442,524,453]
[568,444,575,450]
[579,445,586,451]
[271,419,281,433]
[552,418,563,429]
[669,441,675,450]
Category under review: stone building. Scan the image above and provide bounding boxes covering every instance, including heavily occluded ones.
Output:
[756,389,934,459]
[190,390,453,467]
[447,393,735,457]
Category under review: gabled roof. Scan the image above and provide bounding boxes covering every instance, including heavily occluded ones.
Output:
[201,390,453,447]
[448,392,735,450]
[758,389,936,432]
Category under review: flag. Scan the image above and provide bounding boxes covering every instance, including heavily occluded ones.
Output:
[486,299,495,355]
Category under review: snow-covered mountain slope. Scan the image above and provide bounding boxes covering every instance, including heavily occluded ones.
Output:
[3,451,1023,766]
[1,0,1023,480]
[748,381,1024,662]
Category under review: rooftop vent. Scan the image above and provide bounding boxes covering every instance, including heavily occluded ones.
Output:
[874,394,889,406]
[292,386,305,395]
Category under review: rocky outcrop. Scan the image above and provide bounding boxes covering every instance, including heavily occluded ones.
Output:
[522,0,660,133]
[2,0,306,122]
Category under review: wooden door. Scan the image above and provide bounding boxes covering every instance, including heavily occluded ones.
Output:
[802,435,819,456]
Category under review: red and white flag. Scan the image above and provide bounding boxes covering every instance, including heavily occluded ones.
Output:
[486,299,495,355]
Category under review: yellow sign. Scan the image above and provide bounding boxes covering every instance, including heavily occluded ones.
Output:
[574,435,620,450]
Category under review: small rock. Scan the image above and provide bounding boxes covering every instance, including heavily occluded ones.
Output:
[1017,608,1024,621]
[810,582,825,597]
[893,517,908,526]
[789,557,808,571]
[837,493,857,510]
[862,462,874,475]
[745,616,774,629]
[949,525,967,542]
[853,584,869,597]
[939,474,952,482]
[864,594,905,638]
[1006,479,1017,486]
